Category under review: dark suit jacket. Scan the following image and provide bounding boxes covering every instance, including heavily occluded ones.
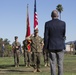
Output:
[44,19,66,51]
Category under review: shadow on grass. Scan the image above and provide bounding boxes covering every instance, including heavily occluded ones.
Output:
[0,65,14,69]
[0,64,49,73]
[0,65,33,73]
[0,64,31,69]
[0,69,33,73]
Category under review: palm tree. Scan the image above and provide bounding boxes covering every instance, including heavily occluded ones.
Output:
[0,38,3,45]
[56,4,63,20]
[4,38,10,45]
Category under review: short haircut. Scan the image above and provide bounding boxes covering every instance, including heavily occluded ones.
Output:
[15,36,18,40]
[51,10,58,17]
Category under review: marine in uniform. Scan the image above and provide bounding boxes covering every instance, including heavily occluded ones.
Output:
[23,37,31,67]
[12,36,21,67]
[31,29,43,72]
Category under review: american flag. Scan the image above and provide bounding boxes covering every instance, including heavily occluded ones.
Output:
[34,0,38,30]
[26,4,31,37]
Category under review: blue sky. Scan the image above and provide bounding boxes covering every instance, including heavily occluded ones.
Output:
[0,0,76,44]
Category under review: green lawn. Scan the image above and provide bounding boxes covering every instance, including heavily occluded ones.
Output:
[0,54,76,75]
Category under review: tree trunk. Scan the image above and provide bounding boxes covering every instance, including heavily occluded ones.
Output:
[60,12,61,20]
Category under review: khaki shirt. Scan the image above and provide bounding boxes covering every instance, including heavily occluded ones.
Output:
[12,41,21,50]
[31,36,43,52]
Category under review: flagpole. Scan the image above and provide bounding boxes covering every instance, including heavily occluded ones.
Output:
[25,4,28,37]
[34,0,38,30]
[26,4,31,38]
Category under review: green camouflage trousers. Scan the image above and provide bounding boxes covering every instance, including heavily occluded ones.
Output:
[14,50,20,67]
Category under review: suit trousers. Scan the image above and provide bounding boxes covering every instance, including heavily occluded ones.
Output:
[49,50,64,75]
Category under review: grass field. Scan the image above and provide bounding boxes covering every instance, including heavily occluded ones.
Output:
[0,54,76,75]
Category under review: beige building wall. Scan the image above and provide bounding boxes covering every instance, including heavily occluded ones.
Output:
[66,45,73,52]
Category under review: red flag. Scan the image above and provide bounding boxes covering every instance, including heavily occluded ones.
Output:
[34,0,38,30]
[26,4,31,37]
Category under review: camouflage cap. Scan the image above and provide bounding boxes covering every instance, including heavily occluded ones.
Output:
[34,29,38,33]
[15,36,18,39]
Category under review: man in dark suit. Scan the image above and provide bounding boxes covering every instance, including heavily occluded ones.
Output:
[44,10,66,75]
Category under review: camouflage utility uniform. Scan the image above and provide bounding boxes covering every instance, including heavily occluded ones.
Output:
[12,41,21,67]
[31,35,43,71]
[23,39,31,67]
[43,49,50,67]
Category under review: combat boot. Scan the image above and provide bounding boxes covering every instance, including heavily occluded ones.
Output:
[33,69,37,73]
[37,69,41,72]
[44,63,47,67]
